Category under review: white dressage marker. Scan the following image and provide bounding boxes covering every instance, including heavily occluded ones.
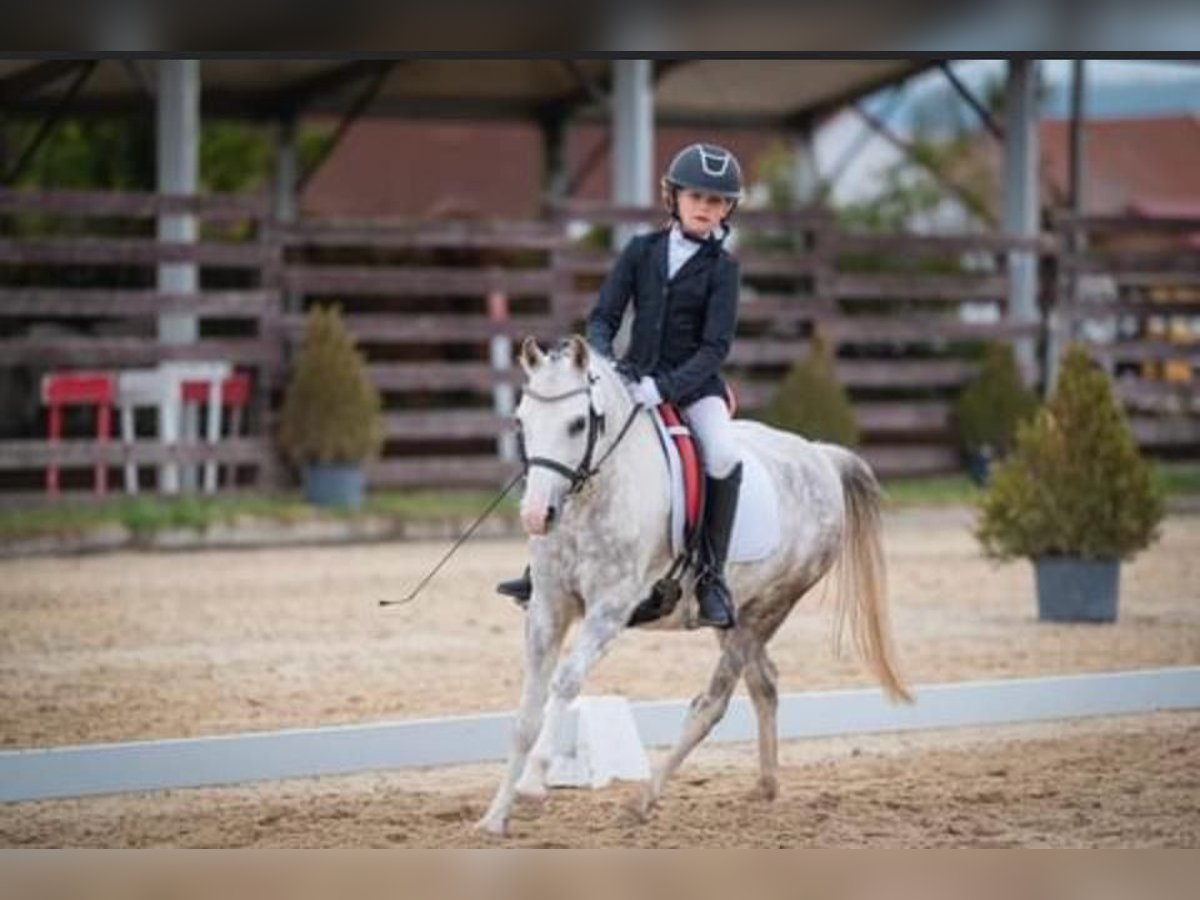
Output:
[546,695,651,789]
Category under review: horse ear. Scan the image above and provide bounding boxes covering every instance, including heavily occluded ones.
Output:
[519,336,544,374]
[568,334,589,370]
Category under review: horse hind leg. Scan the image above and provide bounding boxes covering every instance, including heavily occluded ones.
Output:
[742,641,780,801]
[634,628,752,820]
[738,590,803,802]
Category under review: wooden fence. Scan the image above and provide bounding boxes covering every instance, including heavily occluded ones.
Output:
[1051,212,1200,450]
[0,188,281,500]
[547,203,1043,477]
[0,187,1196,501]
[275,215,565,487]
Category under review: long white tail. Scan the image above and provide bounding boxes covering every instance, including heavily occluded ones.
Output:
[825,445,912,704]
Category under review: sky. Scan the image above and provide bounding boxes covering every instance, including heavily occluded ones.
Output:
[817,60,1200,204]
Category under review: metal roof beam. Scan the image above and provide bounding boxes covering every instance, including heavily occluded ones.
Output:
[851,99,996,227]
[259,60,397,115]
[783,61,932,128]
[562,60,608,109]
[937,60,1004,141]
[296,62,394,193]
[0,60,86,103]
[3,62,97,185]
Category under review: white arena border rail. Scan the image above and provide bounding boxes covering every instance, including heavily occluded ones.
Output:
[2,667,1198,803]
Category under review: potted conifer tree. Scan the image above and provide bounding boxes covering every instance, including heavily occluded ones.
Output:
[760,335,860,447]
[955,342,1039,485]
[279,305,383,509]
[975,344,1165,622]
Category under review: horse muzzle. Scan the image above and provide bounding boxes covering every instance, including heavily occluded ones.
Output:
[520,502,558,536]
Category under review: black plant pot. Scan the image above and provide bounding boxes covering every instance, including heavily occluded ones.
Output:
[1034,557,1120,623]
[963,445,994,486]
[303,463,365,509]
[960,444,998,487]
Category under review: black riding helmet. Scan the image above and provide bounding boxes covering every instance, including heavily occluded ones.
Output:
[662,143,744,226]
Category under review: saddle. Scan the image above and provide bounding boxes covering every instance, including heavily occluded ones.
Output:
[648,384,739,557]
[629,389,780,628]
[651,402,705,553]
[626,402,703,627]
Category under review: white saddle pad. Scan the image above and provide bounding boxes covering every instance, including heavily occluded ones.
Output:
[649,411,781,563]
[729,448,781,562]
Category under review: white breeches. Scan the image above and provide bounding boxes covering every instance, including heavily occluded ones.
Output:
[685,395,741,478]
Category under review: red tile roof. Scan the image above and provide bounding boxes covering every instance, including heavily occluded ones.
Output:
[301,119,783,219]
[302,120,543,219]
[1039,115,1200,215]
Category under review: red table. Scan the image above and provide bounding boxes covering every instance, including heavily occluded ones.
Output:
[41,371,115,497]
[179,372,251,491]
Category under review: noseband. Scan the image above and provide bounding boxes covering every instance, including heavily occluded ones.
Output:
[520,373,642,496]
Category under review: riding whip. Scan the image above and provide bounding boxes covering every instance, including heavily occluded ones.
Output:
[379,470,524,608]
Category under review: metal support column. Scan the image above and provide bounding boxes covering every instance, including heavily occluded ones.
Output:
[155,59,200,494]
[611,59,653,234]
[1048,59,1088,391]
[274,115,297,226]
[610,59,653,357]
[156,59,200,344]
[273,115,298,316]
[1002,59,1041,387]
[540,112,569,215]
[791,122,821,206]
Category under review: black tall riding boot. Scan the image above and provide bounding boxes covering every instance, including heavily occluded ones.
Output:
[496,565,532,607]
[694,463,742,629]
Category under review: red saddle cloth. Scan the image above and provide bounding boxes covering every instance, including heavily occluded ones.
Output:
[654,385,737,541]
[657,404,703,537]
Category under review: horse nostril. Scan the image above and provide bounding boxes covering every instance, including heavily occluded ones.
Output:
[546,505,557,526]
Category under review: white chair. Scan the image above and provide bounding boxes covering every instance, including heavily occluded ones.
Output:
[116,361,231,494]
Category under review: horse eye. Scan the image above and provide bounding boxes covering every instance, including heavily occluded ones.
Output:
[567,416,587,436]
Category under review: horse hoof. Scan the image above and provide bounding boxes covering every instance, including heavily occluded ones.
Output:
[474,815,508,836]
[514,779,548,805]
[746,779,778,803]
[624,790,655,823]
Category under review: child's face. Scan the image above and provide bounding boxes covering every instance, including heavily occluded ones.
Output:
[676,189,734,237]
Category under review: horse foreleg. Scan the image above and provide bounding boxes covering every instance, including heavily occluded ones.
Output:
[477,596,569,836]
[742,640,780,801]
[515,603,628,801]
[636,628,750,819]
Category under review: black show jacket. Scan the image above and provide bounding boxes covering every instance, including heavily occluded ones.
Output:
[585,228,740,407]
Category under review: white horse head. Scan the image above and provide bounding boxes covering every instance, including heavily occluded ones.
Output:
[515,334,613,535]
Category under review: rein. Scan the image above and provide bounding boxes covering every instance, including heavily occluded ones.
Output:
[380,365,642,611]
[522,373,644,496]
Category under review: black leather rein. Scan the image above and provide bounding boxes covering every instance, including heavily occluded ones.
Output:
[521,375,643,495]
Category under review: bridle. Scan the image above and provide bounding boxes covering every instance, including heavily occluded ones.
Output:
[520,372,643,496]
[382,363,641,609]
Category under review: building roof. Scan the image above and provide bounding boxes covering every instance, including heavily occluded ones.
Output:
[0,58,929,128]
[301,120,785,219]
[1039,114,1200,215]
[948,114,1200,224]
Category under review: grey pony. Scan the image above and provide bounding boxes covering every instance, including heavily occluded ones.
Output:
[477,335,912,836]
